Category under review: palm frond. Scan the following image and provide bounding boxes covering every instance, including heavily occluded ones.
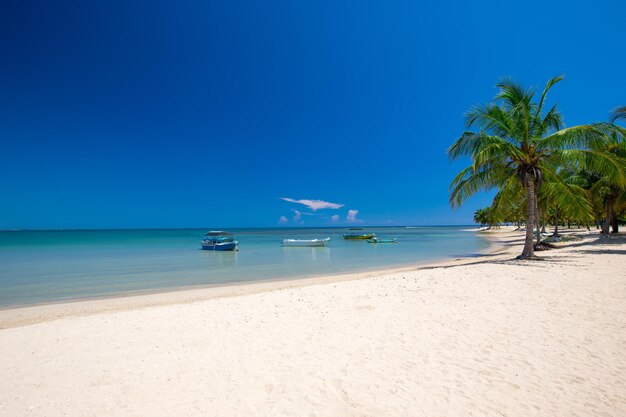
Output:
[465,104,514,138]
[448,131,521,161]
[535,75,564,118]
[541,105,563,133]
[449,163,513,207]
[489,175,524,220]
[610,106,626,123]
[541,174,593,221]
[539,124,610,151]
[496,78,534,109]
[551,149,626,189]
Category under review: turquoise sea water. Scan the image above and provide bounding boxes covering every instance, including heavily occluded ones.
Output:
[0,227,489,308]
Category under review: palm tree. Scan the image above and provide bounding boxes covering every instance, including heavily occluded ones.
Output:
[540,169,593,237]
[573,107,626,234]
[589,110,626,234]
[473,208,489,227]
[474,206,500,228]
[448,76,625,259]
[604,106,626,233]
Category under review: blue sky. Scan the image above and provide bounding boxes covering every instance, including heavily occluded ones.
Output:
[1,0,624,229]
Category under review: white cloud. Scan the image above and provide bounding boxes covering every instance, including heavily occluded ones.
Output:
[331,214,340,223]
[281,197,344,211]
[278,216,288,224]
[346,209,363,223]
[292,210,302,222]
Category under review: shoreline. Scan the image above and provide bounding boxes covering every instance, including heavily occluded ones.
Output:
[1,229,624,416]
[0,229,513,329]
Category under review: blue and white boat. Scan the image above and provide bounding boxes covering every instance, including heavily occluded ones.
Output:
[201,231,239,251]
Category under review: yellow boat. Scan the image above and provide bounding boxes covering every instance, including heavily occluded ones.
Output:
[342,233,375,240]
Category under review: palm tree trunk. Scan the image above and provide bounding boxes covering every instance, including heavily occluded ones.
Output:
[553,206,559,237]
[541,209,546,233]
[535,200,541,246]
[602,197,614,235]
[609,196,619,233]
[520,174,537,259]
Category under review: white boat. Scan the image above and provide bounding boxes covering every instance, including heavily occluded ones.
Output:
[282,237,330,247]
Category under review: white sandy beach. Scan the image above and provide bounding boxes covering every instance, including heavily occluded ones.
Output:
[0,230,625,417]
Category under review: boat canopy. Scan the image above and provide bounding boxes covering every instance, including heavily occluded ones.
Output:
[205,231,234,237]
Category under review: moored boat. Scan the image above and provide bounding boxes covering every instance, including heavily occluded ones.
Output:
[201,231,239,251]
[367,237,398,244]
[342,233,375,240]
[282,238,330,247]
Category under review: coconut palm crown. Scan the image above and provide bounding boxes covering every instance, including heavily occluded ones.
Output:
[448,76,625,259]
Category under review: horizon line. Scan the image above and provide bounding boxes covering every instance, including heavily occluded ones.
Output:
[0,224,478,232]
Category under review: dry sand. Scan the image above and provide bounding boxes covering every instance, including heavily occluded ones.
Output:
[0,230,624,417]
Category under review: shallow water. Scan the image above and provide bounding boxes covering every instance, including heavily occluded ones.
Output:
[0,227,488,308]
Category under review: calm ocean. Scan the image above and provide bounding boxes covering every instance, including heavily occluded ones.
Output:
[0,227,488,308]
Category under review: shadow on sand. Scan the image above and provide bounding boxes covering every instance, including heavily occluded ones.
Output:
[438,232,625,270]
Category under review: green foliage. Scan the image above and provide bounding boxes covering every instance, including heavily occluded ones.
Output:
[473,208,490,227]
[473,206,504,227]
[448,76,626,256]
